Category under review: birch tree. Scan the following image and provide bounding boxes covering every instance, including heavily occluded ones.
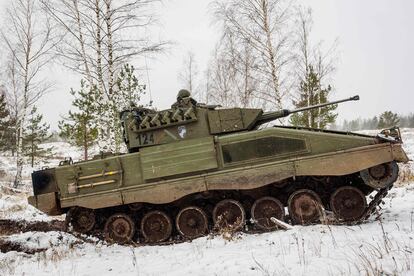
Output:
[178,51,199,98]
[212,0,294,109]
[1,0,59,186]
[41,0,167,152]
[206,45,236,108]
[206,31,261,108]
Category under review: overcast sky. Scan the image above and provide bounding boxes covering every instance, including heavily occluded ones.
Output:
[1,0,413,130]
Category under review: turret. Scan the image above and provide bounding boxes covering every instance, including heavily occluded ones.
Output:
[120,90,359,152]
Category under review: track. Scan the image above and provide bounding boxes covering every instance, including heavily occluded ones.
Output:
[65,185,392,246]
[0,183,391,255]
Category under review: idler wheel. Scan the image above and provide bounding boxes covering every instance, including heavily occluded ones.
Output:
[251,197,285,231]
[288,189,323,225]
[176,206,208,239]
[141,210,172,243]
[66,207,96,233]
[104,213,135,244]
[330,186,367,222]
[360,161,399,189]
[213,199,246,231]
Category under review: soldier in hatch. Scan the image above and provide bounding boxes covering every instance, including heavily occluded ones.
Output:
[171,89,197,109]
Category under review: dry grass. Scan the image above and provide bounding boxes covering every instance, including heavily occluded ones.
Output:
[348,238,412,276]
[213,215,243,241]
[395,163,414,187]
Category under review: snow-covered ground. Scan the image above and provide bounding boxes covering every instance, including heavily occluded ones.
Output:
[0,129,413,276]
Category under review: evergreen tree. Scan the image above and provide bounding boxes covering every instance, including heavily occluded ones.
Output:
[377,111,400,129]
[399,113,414,128]
[22,106,52,167]
[409,114,414,127]
[61,65,146,155]
[115,64,147,109]
[290,66,337,129]
[371,116,379,130]
[101,64,147,153]
[0,93,12,151]
[349,119,361,131]
[59,80,99,160]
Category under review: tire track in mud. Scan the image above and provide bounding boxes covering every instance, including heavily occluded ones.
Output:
[0,240,46,254]
[0,219,66,254]
[0,219,65,236]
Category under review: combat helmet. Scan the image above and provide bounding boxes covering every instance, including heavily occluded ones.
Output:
[177,89,191,100]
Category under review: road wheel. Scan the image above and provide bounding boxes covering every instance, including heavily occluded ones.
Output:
[176,206,208,239]
[288,189,323,225]
[213,199,245,231]
[330,186,367,222]
[251,197,285,230]
[104,213,135,244]
[141,210,172,243]
[66,207,95,234]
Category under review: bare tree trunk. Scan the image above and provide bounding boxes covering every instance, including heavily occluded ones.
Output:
[243,50,249,107]
[1,0,57,186]
[14,52,30,186]
[74,0,93,86]
[105,0,115,96]
[178,51,199,96]
[83,121,88,160]
[94,0,105,96]
[14,2,32,187]
[8,56,20,157]
[31,138,34,167]
[261,0,280,107]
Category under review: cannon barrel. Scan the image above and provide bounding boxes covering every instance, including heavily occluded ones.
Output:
[256,95,360,126]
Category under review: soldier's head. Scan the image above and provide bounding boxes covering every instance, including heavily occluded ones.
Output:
[177,89,191,101]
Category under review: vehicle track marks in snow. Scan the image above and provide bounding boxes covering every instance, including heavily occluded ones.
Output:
[0,219,65,236]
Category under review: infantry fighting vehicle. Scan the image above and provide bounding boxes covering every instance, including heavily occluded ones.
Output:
[28,90,409,244]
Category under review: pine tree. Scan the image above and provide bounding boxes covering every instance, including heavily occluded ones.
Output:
[0,93,12,151]
[399,113,414,128]
[22,106,52,167]
[377,111,400,129]
[59,80,99,160]
[290,66,337,129]
[100,63,147,153]
[65,65,146,155]
[409,114,414,128]
[115,64,147,109]
[371,116,379,130]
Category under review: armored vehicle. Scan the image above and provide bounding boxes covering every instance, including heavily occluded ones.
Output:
[28,91,409,244]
